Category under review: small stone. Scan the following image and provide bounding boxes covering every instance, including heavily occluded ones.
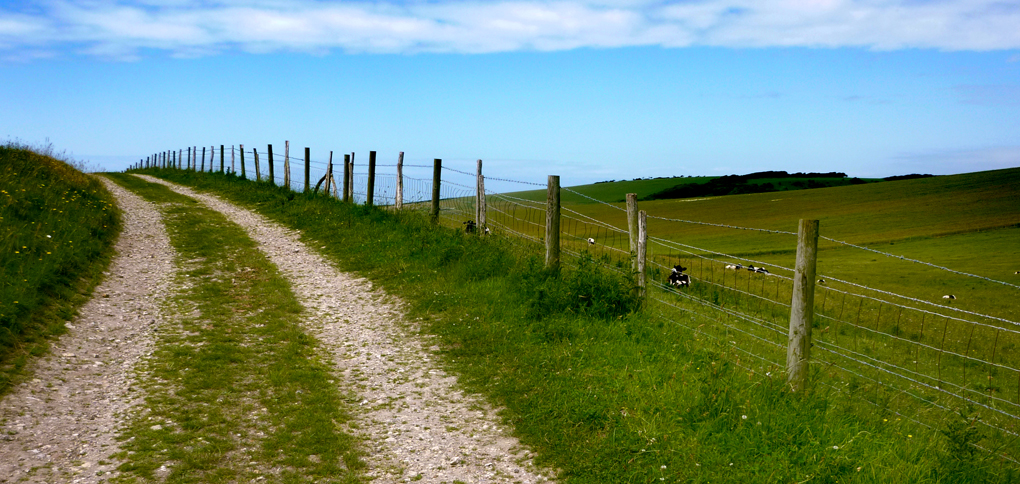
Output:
[150,424,162,431]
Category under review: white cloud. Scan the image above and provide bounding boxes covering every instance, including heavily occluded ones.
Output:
[1,0,1019,60]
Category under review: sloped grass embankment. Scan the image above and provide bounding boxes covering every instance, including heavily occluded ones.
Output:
[0,145,120,394]
[134,167,1018,484]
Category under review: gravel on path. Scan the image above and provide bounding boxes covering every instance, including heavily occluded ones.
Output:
[0,177,178,483]
[138,175,553,484]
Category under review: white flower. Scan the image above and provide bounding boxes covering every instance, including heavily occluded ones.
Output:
[833,446,839,450]
[741,415,747,420]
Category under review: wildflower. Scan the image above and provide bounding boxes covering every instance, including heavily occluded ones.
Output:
[833,446,839,450]
[908,434,912,438]
[661,465,667,470]
[741,415,747,420]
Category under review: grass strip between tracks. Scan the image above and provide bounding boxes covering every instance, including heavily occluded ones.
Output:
[104,173,362,484]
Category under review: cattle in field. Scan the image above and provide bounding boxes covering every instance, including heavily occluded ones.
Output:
[943,295,956,300]
[587,237,596,245]
[669,265,690,288]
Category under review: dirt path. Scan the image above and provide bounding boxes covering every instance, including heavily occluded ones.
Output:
[0,178,178,483]
[137,176,553,483]
[0,174,552,483]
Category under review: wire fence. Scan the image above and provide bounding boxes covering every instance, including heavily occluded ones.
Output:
[133,145,1020,463]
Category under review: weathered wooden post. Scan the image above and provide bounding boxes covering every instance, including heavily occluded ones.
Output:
[637,210,648,299]
[787,219,820,393]
[201,147,206,171]
[178,149,182,169]
[431,159,442,222]
[476,159,486,233]
[267,144,275,185]
[367,151,377,207]
[187,147,191,170]
[230,146,235,174]
[240,144,246,178]
[220,145,225,173]
[395,152,404,210]
[325,151,334,195]
[193,146,198,171]
[546,175,561,272]
[342,154,351,203]
[304,147,310,192]
[626,193,639,273]
[348,153,356,202]
[253,147,261,181]
[284,141,290,188]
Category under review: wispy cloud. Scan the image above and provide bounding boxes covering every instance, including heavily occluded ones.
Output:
[2,1,1019,60]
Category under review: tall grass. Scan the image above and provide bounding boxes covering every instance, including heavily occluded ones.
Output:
[137,167,1019,483]
[0,144,120,394]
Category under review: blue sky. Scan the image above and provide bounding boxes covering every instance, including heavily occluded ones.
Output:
[2,1,1019,185]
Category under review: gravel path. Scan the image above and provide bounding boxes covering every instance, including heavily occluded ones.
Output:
[136,175,552,484]
[0,178,178,483]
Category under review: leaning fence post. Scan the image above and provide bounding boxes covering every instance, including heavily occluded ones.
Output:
[304,147,310,192]
[787,219,820,393]
[396,152,404,210]
[254,147,261,181]
[284,141,290,188]
[367,151,377,207]
[431,159,442,222]
[546,175,561,272]
[240,144,246,178]
[267,144,275,185]
[476,159,486,233]
[343,154,351,203]
[638,210,648,299]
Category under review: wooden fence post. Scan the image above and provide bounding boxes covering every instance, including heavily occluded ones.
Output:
[220,145,224,173]
[209,146,213,172]
[476,159,486,233]
[546,175,561,272]
[637,210,648,299]
[267,144,275,185]
[240,144,246,178]
[367,151,377,207]
[201,147,206,171]
[431,159,442,222]
[787,219,820,393]
[304,147,310,192]
[178,149,182,169]
[342,154,351,203]
[396,152,404,210]
[254,148,261,181]
[284,141,290,188]
[627,193,638,272]
[325,151,334,195]
[187,147,191,170]
[193,146,197,170]
[348,153,356,202]
[231,146,235,174]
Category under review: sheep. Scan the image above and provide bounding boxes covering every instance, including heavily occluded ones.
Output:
[942,295,956,300]
[755,267,770,275]
[725,264,743,270]
[587,237,596,245]
[668,265,691,288]
[484,227,491,235]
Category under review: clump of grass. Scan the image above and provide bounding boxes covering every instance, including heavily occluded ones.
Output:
[0,144,120,395]
[138,167,1020,483]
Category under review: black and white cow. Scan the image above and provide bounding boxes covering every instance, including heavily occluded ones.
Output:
[669,265,691,288]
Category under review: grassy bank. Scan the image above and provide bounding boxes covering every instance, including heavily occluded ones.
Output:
[104,173,362,483]
[132,167,1018,483]
[0,145,121,394]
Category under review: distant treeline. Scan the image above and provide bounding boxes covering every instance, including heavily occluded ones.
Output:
[640,170,933,201]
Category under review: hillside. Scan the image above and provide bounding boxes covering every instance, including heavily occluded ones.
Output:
[0,145,121,393]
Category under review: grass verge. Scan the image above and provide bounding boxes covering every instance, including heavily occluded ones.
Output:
[0,145,120,395]
[104,173,362,483]
[131,168,1019,483]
